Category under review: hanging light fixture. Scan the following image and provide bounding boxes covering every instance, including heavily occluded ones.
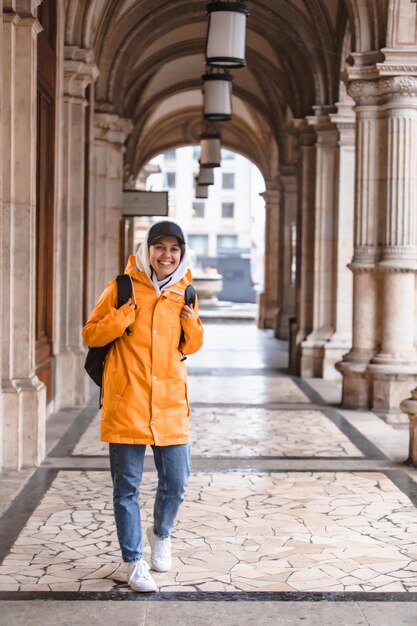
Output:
[205,1,249,68]
[195,177,209,199]
[199,125,221,168]
[197,167,215,185]
[202,69,233,121]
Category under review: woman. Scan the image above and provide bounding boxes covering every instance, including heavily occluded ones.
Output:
[82,220,204,592]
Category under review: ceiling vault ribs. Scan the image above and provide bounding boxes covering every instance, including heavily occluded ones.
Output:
[63,0,393,178]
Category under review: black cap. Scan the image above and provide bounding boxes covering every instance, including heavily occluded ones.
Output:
[148,221,185,246]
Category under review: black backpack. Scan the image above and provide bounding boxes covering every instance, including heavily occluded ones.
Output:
[84,277,197,388]
[84,274,133,388]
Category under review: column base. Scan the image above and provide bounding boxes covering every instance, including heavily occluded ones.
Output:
[257,292,278,330]
[1,376,46,470]
[55,350,90,408]
[300,339,349,380]
[335,349,373,410]
[274,310,294,340]
[367,362,417,425]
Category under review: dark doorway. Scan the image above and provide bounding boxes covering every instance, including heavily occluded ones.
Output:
[36,1,56,403]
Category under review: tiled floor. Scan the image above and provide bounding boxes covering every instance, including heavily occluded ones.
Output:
[1,322,417,622]
[72,408,364,458]
[1,470,417,593]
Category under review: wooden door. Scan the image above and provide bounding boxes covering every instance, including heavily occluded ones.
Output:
[36,1,56,402]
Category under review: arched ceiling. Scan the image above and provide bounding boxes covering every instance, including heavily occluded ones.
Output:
[64,0,391,179]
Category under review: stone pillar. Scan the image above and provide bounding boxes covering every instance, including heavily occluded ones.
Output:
[300,109,340,377]
[1,6,45,469]
[292,122,316,374]
[368,79,417,421]
[400,388,417,466]
[90,112,133,308]
[338,63,417,422]
[275,168,297,340]
[0,1,3,471]
[258,183,281,329]
[54,47,99,409]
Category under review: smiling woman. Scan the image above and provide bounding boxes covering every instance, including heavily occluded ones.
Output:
[149,237,182,281]
[82,219,204,592]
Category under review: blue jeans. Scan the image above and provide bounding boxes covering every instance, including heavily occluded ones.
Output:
[109,443,191,563]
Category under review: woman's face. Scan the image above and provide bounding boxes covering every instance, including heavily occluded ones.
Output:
[149,236,182,280]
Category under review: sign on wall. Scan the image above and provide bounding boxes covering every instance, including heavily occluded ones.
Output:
[122,190,169,216]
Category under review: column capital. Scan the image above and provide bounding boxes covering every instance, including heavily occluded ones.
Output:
[94,113,133,145]
[305,108,338,143]
[3,1,42,16]
[348,75,417,104]
[64,47,99,100]
[329,102,356,145]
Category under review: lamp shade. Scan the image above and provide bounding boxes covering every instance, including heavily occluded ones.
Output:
[197,167,215,185]
[203,71,233,121]
[195,178,209,199]
[206,1,249,68]
[200,131,221,168]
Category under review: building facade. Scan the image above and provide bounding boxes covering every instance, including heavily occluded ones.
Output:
[144,147,265,292]
[1,0,417,470]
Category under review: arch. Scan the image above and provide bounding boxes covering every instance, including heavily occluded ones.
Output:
[343,0,389,52]
[386,0,417,47]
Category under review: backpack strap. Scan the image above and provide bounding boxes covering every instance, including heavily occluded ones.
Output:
[185,284,196,308]
[180,284,197,362]
[116,274,133,308]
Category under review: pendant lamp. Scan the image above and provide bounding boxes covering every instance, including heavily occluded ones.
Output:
[195,177,209,199]
[197,167,215,185]
[205,1,249,68]
[199,126,221,168]
[203,69,233,121]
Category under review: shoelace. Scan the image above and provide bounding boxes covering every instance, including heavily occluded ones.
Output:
[130,560,151,582]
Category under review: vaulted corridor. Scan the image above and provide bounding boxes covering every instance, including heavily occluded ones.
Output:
[1,322,416,622]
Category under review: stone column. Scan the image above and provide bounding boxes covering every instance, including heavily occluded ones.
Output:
[367,78,417,421]
[54,47,99,409]
[400,389,417,466]
[0,1,3,471]
[90,112,133,309]
[258,183,281,329]
[300,109,340,377]
[292,122,316,374]
[339,62,417,422]
[275,167,297,340]
[336,90,383,405]
[1,5,45,469]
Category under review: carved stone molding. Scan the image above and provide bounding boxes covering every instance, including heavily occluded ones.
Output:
[347,75,417,104]
[94,113,133,145]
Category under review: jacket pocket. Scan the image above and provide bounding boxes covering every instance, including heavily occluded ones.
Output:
[103,366,128,412]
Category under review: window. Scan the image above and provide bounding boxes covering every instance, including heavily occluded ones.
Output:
[222,173,235,189]
[221,149,235,160]
[166,172,176,188]
[217,235,238,250]
[192,146,200,160]
[188,234,209,255]
[221,202,234,218]
[164,149,176,159]
[192,202,205,219]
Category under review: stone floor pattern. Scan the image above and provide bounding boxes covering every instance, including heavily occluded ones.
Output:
[72,408,363,458]
[1,323,417,600]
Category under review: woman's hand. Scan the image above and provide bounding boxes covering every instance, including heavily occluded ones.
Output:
[180,304,195,319]
[127,298,136,310]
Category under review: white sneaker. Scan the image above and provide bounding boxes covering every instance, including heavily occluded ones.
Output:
[146,526,172,572]
[127,559,158,592]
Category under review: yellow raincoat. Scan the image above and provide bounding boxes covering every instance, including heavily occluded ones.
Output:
[82,256,204,445]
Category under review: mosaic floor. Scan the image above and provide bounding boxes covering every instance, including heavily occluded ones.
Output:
[72,408,363,458]
[1,323,416,604]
